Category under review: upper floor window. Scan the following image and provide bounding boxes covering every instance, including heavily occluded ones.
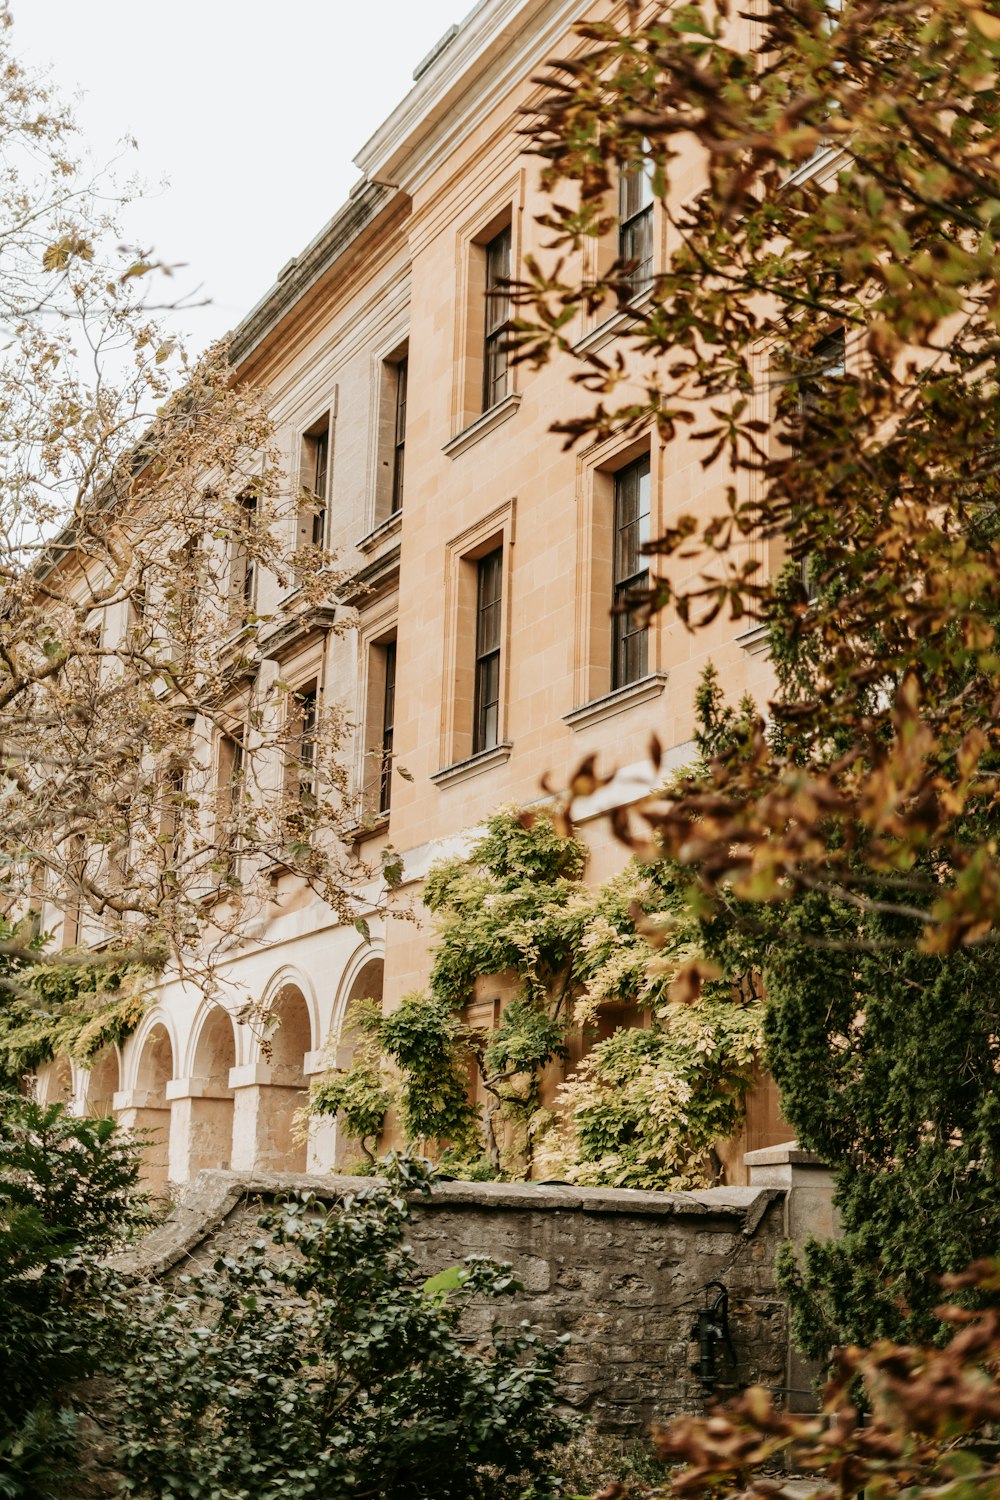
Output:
[391,360,407,516]
[483,226,512,412]
[474,547,503,753]
[231,493,257,619]
[612,456,651,689]
[299,416,331,556]
[292,686,318,805]
[619,162,654,300]
[379,641,396,814]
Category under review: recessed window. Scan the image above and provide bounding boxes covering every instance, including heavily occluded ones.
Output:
[232,493,257,619]
[474,548,503,753]
[619,163,654,299]
[612,457,651,690]
[483,226,512,412]
[796,328,845,598]
[217,732,245,871]
[299,416,331,558]
[390,360,407,516]
[292,687,318,805]
[379,641,396,814]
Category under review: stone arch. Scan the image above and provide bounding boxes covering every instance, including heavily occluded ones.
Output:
[124,1019,174,1193]
[324,947,385,1170]
[254,965,318,1062]
[83,1045,121,1118]
[174,1004,237,1179]
[33,1056,73,1107]
[231,976,312,1174]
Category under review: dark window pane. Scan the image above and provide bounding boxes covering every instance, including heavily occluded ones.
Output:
[612,457,651,690]
[619,163,654,298]
[474,548,503,754]
[483,226,512,411]
[391,360,407,515]
[380,641,396,814]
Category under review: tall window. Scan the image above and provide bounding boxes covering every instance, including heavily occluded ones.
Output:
[217,733,245,871]
[797,328,845,597]
[483,226,512,412]
[233,493,257,617]
[391,360,407,515]
[379,641,396,814]
[473,548,503,754]
[612,456,651,689]
[309,428,329,550]
[618,162,654,299]
[294,687,318,804]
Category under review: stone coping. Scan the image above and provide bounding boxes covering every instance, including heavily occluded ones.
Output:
[110,1170,784,1281]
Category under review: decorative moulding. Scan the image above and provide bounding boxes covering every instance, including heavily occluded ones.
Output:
[354,0,586,196]
[357,509,403,555]
[735,622,770,659]
[430,740,513,789]
[442,392,522,460]
[562,672,668,733]
[573,289,655,358]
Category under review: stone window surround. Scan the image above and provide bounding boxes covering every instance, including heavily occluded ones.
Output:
[570,428,664,713]
[437,497,516,779]
[353,595,399,827]
[449,170,525,441]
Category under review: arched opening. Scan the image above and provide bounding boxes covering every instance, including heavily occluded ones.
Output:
[182,1006,237,1177]
[85,1047,120,1118]
[234,983,311,1173]
[129,1022,174,1193]
[33,1056,72,1107]
[331,957,384,1169]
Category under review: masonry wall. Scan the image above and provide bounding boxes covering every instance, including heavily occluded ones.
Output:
[117,1171,789,1434]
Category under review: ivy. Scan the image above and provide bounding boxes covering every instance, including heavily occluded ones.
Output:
[312,809,763,1186]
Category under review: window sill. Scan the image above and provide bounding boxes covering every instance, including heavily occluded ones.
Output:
[357,510,402,555]
[562,672,667,733]
[430,740,513,788]
[734,622,769,659]
[443,392,521,459]
[345,811,390,843]
[573,288,654,357]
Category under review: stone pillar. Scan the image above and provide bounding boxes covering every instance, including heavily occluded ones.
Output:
[228,1062,307,1173]
[744,1141,838,1411]
[114,1088,172,1192]
[303,1048,337,1173]
[166,1077,235,1183]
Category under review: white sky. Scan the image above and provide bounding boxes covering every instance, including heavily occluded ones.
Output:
[11,0,463,351]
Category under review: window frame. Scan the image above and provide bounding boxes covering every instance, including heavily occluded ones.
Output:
[611,455,652,691]
[390,359,407,516]
[473,548,503,755]
[618,161,654,300]
[482,225,512,414]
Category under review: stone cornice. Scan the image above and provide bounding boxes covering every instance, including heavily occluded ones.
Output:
[226,180,400,375]
[354,0,587,196]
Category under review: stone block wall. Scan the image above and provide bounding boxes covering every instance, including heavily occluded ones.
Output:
[115,1172,790,1434]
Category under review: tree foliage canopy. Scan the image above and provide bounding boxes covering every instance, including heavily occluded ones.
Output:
[518,0,1000,954]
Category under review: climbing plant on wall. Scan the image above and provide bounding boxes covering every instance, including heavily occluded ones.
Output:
[309,808,762,1185]
[0,921,164,1090]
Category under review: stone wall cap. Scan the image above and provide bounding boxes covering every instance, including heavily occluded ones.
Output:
[743,1142,827,1167]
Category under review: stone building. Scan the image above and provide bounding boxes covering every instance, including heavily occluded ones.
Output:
[31,0,802,1188]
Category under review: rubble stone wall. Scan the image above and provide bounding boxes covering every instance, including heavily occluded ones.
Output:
[116,1172,789,1434]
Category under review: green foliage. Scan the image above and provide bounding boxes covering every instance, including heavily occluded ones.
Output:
[313,809,762,1186]
[553,994,762,1191]
[763,889,1000,1353]
[0,1095,146,1499]
[380,994,482,1153]
[115,1157,572,1500]
[0,935,163,1088]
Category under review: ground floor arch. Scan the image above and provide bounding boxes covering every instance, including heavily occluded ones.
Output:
[231,981,312,1174]
[119,1020,174,1193]
[168,1005,237,1182]
[83,1046,120,1118]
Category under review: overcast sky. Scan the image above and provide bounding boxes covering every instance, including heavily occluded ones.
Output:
[11,1,463,350]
